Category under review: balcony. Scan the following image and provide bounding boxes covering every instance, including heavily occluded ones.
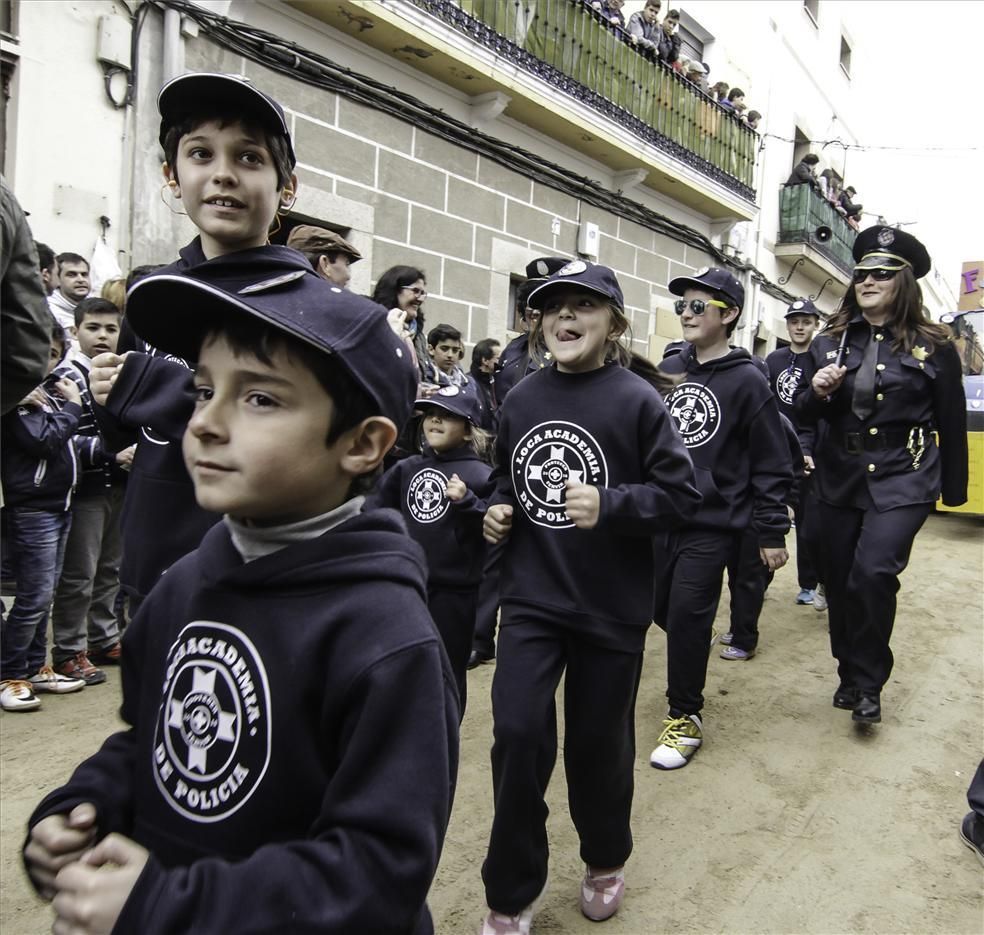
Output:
[289,0,758,219]
[776,183,857,284]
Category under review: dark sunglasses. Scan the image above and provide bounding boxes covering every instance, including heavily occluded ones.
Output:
[852,267,899,284]
[674,298,729,316]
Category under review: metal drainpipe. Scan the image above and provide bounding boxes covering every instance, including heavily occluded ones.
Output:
[162,7,182,84]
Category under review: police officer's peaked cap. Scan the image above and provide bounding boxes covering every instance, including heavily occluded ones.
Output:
[852,226,931,279]
[158,72,296,166]
[784,297,820,318]
[668,266,745,311]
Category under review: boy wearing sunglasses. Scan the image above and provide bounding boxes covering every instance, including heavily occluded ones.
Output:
[649,267,792,770]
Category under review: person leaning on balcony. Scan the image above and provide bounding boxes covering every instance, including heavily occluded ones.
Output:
[785,153,822,193]
[590,0,627,29]
[657,9,682,66]
[627,0,662,54]
[744,110,762,130]
[685,60,709,93]
[839,186,863,230]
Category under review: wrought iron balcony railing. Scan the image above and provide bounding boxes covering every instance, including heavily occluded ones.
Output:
[778,184,856,275]
[408,0,757,200]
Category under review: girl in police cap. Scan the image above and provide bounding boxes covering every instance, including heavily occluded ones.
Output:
[795,226,967,725]
[478,261,700,932]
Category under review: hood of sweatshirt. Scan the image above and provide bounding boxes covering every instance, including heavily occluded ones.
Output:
[171,237,312,278]
[195,505,427,599]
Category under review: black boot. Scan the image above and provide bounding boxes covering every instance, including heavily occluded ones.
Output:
[852,693,881,724]
[832,684,860,710]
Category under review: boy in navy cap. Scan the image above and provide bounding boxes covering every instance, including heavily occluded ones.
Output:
[368,384,493,714]
[24,269,458,934]
[765,297,822,606]
[651,266,792,769]
[90,72,302,613]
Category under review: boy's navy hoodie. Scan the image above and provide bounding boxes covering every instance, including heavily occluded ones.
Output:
[491,363,700,651]
[96,238,315,600]
[765,345,816,456]
[366,444,494,588]
[26,508,458,935]
[659,345,792,546]
[1,387,81,511]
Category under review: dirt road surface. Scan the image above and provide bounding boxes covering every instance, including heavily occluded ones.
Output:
[2,512,982,934]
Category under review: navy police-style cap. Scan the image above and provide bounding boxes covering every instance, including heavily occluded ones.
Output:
[126,266,416,430]
[526,260,624,310]
[784,297,820,319]
[158,72,296,166]
[852,225,931,279]
[415,384,483,427]
[668,266,745,311]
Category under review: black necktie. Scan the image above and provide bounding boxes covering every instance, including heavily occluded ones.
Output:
[851,327,878,421]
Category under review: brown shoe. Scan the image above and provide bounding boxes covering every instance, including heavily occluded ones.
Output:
[88,642,122,666]
[54,651,107,686]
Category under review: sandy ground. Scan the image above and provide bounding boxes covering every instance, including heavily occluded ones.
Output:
[2,512,982,934]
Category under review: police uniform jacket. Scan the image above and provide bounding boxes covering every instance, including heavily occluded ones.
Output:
[794,314,968,509]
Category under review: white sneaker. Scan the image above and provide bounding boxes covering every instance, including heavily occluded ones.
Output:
[813,584,828,612]
[581,865,625,921]
[0,679,42,711]
[479,882,547,935]
[650,713,703,769]
[29,666,86,694]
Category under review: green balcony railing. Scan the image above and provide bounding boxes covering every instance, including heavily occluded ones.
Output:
[410,0,757,200]
[778,184,856,274]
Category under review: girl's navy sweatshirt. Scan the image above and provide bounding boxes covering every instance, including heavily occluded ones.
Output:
[26,508,458,935]
[491,364,700,650]
[366,444,494,589]
[659,346,792,546]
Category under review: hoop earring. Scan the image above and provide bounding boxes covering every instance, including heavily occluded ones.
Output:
[268,213,283,239]
[160,181,187,216]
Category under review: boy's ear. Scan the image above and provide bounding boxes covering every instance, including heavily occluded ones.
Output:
[281,173,299,207]
[338,416,398,477]
[722,306,740,327]
[162,163,179,195]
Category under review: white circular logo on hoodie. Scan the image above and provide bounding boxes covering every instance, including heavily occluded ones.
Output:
[153,621,272,823]
[666,382,722,447]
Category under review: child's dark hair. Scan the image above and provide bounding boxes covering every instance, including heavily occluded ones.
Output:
[74,297,121,328]
[126,264,167,290]
[35,242,55,272]
[49,317,68,362]
[711,290,742,336]
[162,113,294,189]
[427,323,462,349]
[202,313,384,494]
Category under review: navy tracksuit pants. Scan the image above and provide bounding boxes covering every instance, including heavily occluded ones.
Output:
[481,609,642,915]
[428,585,478,718]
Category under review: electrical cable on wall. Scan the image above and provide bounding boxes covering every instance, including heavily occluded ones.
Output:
[149,0,797,303]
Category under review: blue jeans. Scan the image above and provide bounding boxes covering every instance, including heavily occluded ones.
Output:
[0,509,72,680]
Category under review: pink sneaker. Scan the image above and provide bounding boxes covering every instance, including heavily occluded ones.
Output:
[580,865,624,921]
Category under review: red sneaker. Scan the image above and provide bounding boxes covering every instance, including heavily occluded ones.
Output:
[88,642,122,666]
[55,652,106,686]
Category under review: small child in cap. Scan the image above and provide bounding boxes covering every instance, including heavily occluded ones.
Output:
[367,384,493,715]
[24,269,459,934]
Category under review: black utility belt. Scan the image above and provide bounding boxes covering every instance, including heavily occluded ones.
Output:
[842,427,931,453]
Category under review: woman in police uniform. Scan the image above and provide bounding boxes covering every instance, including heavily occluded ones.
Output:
[795,226,967,725]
